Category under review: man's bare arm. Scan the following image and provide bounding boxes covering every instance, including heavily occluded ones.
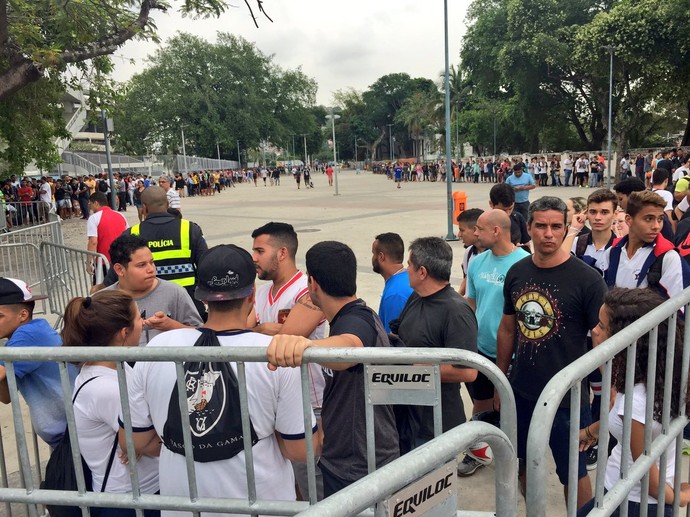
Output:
[279,294,325,338]
[267,333,363,371]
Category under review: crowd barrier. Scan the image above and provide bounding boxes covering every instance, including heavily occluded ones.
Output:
[0,346,516,517]
[38,242,109,328]
[0,213,63,247]
[0,243,47,316]
[526,287,690,517]
[2,201,56,230]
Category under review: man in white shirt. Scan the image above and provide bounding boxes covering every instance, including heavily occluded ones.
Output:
[575,154,589,188]
[158,175,181,215]
[38,177,52,222]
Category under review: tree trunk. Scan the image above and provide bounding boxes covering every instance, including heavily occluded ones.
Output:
[682,100,690,147]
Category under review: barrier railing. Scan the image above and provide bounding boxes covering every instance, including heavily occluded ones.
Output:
[2,201,56,230]
[0,345,516,517]
[0,243,47,316]
[38,242,109,328]
[526,288,690,517]
[0,213,63,247]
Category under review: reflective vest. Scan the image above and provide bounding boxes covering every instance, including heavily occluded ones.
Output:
[131,219,195,287]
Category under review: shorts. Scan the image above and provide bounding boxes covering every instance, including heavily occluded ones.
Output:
[466,351,495,401]
[57,199,71,209]
[515,390,590,485]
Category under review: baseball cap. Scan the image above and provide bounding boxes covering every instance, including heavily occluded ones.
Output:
[0,278,48,305]
[194,245,256,302]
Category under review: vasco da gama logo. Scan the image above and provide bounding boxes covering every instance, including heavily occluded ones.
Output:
[185,366,226,437]
[514,286,559,342]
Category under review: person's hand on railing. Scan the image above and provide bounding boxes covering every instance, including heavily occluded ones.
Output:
[266,334,313,371]
[578,423,598,452]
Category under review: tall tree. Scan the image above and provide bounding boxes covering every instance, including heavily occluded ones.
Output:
[113,33,318,161]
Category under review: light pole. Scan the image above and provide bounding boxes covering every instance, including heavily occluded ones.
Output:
[354,135,357,162]
[604,45,616,189]
[493,110,497,158]
[101,109,116,209]
[455,101,460,166]
[216,141,221,166]
[301,134,308,167]
[181,127,189,176]
[443,0,457,241]
[236,140,241,169]
[387,123,394,161]
[325,112,341,196]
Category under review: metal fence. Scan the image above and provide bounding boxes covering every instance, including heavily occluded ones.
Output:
[39,242,109,328]
[0,243,47,316]
[0,213,63,247]
[0,346,516,517]
[2,201,56,231]
[526,287,690,517]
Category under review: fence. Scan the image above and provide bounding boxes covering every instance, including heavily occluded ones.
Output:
[0,213,63,247]
[0,243,47,317]
[526,288,690,517]
[38,242,109,328]
[0,346,516,517]
[2,201,56,231]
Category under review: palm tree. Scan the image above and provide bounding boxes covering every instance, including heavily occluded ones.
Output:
[395,91,438,161]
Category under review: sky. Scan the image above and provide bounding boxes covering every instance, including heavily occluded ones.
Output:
[113,0,473,106]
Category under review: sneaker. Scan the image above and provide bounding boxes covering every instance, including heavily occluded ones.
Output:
[586,444,598,470]
[457,454,485,477]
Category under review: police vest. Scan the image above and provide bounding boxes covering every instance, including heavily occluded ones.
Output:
[131,219,195,287]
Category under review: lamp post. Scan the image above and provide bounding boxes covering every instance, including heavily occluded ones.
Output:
[101,109,116,210]
[455,101,460,166]
[216,141,221,167]
[236,140,241,169]
[443,0,458,241]
[325,112,341,196]
[387,123,394,161]
[181,127,189,176]
[604,45,616,189]
[354,135,357,162]
[301,134,308,167]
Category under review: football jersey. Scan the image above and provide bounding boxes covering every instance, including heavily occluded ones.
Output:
[255,271,326,408]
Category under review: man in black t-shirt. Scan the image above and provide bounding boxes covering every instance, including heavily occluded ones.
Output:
[267,241,399,497]
[392,237,478,446]
[496,196,606,511]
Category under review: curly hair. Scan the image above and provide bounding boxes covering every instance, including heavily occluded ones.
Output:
[605,288,689,421]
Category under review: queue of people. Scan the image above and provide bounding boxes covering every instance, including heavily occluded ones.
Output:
[2,167,690,517]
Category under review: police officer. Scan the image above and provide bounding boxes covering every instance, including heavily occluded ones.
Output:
[98,186,208,319]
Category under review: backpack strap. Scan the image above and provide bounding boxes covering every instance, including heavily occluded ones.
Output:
[72,376,119,492]
[575,233,589,259]
[645,253,665,290]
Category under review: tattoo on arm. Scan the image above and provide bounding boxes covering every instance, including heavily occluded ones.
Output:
[297,296,321,312]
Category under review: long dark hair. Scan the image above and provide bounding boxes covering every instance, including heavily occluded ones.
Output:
[606,288,689,421]
[61,290,137,347]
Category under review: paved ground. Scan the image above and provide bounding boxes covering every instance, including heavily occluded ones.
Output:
[3,170,624,515]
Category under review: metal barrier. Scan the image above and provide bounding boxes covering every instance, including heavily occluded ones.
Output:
[0,213,63,247]
[0,345,516,517]
[0,243,47,316]
[38,242,109,328]
[296,421,516,517]
[526,288,690,517]
[2,201,56,230]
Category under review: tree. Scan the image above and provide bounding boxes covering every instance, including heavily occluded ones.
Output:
[113,33,319,162]
[0,0,269,176]
[395,91,438,161]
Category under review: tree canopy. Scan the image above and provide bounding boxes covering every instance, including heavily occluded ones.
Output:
[459,0,690,154]
[114,33,320,162]
[0,0,268,176]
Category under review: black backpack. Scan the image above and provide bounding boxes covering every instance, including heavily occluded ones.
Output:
[162,328,259,463]
[42,377,119,517]
[98,180,108,193]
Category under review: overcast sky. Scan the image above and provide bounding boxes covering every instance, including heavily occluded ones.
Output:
[113,0,473,106]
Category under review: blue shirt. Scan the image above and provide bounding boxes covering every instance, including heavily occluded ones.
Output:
[379,271,413,332]
[0,319,77,447]
[467,248,530,357]
[505,173,535,203]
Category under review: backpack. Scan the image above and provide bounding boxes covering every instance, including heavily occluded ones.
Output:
[41,377,119,517]
[162,327,259,463]
[98,180,108,193]
[574,233,589,259]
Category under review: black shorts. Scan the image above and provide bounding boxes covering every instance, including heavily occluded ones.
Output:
[466,351,495,401]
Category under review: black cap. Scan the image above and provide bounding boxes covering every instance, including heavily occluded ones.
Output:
[0,278,48,305]
[194,245,256,302]
[513,163,525,172]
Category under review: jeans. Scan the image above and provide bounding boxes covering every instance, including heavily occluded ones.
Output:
[577,496,673,517]
[564,169,572,186]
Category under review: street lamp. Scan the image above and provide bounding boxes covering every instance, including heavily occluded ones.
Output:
[387,123,394,161]
[180,127,189,175]
[325,112,341,196]
[443,0,458,241]
[301,134,308,167]
[603,45,616,189]
[101,109,116,209]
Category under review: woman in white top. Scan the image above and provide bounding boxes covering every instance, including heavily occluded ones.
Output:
[579,288,690,516]
[62,290,160,517]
